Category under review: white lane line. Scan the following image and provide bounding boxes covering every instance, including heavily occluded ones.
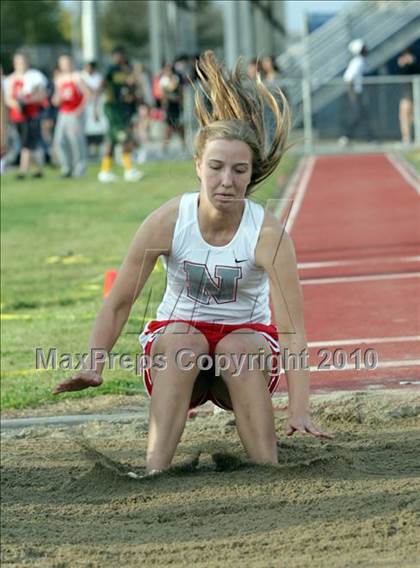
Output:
[298,256,420,269]
[311,360,420,372]
[279,359,420,373]
[308,336,420,348]
[274,157,308,221]
[386,152,420,195]
[285,156,316,232]
[301,272,420,285]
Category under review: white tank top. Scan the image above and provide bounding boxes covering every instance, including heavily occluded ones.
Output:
[156,192,271,324]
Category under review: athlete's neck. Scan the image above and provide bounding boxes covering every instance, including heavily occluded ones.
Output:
[197,193,245,242]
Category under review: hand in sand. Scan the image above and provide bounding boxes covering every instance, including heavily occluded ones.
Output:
[285,413,333,439]
[53,371,103,394]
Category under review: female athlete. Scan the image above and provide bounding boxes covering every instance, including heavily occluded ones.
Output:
[53,51,331,474]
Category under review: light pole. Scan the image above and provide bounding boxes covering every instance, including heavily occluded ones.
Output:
[223,1,240,68]
[81,0,100,63]
[149,0,163,75]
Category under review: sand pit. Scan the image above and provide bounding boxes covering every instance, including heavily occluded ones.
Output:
[1,390,420,567]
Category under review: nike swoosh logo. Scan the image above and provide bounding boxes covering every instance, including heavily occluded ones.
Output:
[234,258,248,263]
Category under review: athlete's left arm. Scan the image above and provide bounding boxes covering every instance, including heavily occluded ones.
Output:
[255,212,332,439]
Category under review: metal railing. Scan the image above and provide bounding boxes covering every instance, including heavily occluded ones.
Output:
[276,0,420,115]
[182,75,420,155]
[283,75,420,153]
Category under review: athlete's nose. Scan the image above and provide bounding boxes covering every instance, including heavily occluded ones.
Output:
[221,168,233,188]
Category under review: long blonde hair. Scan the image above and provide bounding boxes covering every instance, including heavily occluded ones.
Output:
[193,51,290,193]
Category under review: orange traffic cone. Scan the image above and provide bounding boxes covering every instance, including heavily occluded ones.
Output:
[103,270,118,298]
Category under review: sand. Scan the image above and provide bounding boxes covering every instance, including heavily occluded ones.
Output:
[1,390,420,567]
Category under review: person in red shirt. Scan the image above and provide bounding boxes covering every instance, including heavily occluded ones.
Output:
[52,54,89,178]
[5,52,47,179]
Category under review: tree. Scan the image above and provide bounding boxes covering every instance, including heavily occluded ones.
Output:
[100,0,224,64]
[1,0,69,71]
[1,0,66,46]
[195,0,223,54]
[101,0,150,58]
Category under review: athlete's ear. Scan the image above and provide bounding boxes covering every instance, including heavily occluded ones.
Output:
[194,155,202,181]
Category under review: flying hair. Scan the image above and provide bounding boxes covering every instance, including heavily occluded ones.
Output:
[193,50,290,193]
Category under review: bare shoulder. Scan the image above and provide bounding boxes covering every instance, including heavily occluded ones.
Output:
[133,195,182,253]
[258,209,294,250]
[146,194,181,230]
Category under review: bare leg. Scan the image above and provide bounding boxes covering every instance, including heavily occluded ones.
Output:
[138,105,149,145]
[214,330,278,464]
[146,323,209,472]
[162,124,172,152]
[399,98,413,143]
[30,149,43,174]
[122,140,133,155]
[104,141,114,158]
[19,147,30,174]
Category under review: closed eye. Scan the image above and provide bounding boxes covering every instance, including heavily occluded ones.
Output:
[209,165,248,173]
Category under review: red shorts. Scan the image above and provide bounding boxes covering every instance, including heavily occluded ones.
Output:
[139,319,281,411]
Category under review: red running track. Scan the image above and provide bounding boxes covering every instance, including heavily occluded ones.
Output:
[276,153,420,393]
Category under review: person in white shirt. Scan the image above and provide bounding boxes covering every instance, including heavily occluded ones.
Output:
[81,61,106,157]
[53,51,331,476]
[343,40,366,95]
[340,39,374,144]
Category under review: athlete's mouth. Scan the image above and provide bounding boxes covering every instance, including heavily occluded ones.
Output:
[215,192,235,198]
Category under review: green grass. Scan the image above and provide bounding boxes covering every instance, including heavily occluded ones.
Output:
[402,149,420,171]
[1,155,298,410]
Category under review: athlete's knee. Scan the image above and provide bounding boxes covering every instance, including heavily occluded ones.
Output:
[215,330,262,359]
[152,323,209,365]
[215,330,268,380]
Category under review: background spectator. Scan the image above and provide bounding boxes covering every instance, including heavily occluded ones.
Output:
[5,52,47,179]
[397,48,420,145]
[81,61,106,158]
[98,46,143,183]
[159,62,186,153]
[52,54,88,178]
[247,57,261,81]
[261,56,281,90]
[38,67,57,166]
[132,60,153,163]
[340,39,374,144]
[261,55,285,144]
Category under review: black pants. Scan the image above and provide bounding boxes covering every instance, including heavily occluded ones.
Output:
[345,89,374,141]
[16,119,42,150]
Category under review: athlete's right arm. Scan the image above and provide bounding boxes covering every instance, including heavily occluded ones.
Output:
[4,76,18,109]
[53,198,180,394]
[51,79,61,107]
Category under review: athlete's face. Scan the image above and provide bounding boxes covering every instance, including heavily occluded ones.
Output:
[13,54,28,74]
[196,138,253,209]
[58,56,73,73]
